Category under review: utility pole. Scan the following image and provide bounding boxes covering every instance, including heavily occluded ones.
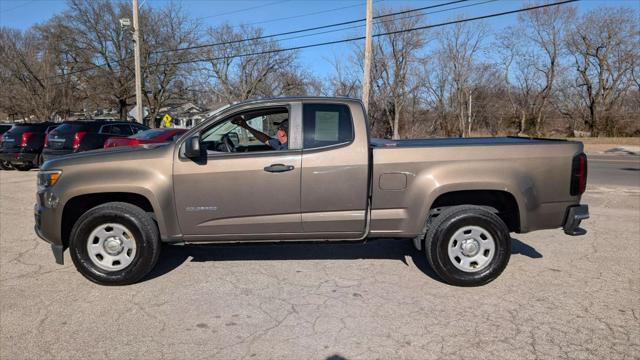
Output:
[132,0,144,124]
[362,0,373,113]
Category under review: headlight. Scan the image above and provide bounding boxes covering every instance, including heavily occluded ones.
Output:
[38,170,62,190]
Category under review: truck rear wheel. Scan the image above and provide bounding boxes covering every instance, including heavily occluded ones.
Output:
[69,202,161,285]
[424,205,511,286]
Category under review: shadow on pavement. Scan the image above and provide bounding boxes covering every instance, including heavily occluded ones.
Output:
[145,237,542,283]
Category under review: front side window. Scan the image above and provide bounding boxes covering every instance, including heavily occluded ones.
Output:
[200,107,289,153]
[303,104,353,149]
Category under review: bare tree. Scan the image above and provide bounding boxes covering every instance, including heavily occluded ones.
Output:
[54,0,136,119]
[201,24,297,104]
[0,27,66,121]
[437,20,487,137]
[140,3,200,127]
[566,7,639,136]
[370,9,426,139]
[496,2,575,135]
[325,54,360,98]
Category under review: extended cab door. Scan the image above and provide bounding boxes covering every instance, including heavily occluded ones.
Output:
[300,101,369,238]
[173,103,304,241]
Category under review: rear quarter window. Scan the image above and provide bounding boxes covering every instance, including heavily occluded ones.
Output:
[303,104,353,149]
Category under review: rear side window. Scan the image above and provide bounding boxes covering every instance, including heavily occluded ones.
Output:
[303,104,353,149]
[130,124,148,134]
[51,123,90,134]
[132,129,166,140]
[101,124,133,136]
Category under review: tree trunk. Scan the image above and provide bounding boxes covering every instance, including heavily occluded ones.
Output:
[392,104,400,140]
[588,102,598,137]
[118,99,127,120]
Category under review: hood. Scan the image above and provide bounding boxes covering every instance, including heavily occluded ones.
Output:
[41,143,173,171]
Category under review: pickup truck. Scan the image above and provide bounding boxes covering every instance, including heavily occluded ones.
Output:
[35,97,589,286]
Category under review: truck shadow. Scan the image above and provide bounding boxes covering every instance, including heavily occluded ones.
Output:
[145,238,542,283]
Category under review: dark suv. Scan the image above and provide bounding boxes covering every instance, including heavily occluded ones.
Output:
[0,122,58,171]
[0,123,13,169]
[42,121,148,161]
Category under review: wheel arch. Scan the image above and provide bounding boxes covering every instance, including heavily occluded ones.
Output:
[60,192,159,249]
[428,189,521,233]
[417,181,528,234]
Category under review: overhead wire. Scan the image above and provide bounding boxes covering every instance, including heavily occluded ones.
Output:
[195,0,291,20]
[46,0,577,85]
[51,0,471,79]
[151,0,580,67]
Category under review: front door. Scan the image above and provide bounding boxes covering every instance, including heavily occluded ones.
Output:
[173,103,304,241]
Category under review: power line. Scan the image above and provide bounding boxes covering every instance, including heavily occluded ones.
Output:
[195,0,291,20]
[241,3,364,27]
[151,0,469,55]
[50,0,470,78]
[152,0,579,68]
[48,0,578,84]
[1,0,35,13]
[258,0,498,46]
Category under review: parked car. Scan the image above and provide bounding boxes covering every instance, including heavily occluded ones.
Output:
[42,120,148,161]
[0,122,58,171]
[35,97,588,286]
[0,123,14,170]
[103,128,187,148]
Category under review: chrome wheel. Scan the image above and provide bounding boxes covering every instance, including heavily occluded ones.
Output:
[86,223,137,271]
[447,225,495,272]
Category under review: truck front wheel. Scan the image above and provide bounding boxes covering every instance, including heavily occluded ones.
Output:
[424,205,511,286]
[69,202,161,285]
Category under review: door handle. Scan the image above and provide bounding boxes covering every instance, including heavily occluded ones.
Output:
[264,164,295,173]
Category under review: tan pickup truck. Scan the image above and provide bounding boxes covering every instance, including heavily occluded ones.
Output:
[35,97,589,286]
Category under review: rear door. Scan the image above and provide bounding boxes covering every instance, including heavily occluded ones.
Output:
[300,102,369,238]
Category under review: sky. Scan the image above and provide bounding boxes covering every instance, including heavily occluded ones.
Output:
[1,0,638,78]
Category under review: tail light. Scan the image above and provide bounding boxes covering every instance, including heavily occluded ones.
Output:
[44,133,49,148]
[570,153,588,196]
[20,131,33,147]
[72,131,87,150]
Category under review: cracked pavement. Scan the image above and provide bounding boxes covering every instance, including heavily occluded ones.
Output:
[1,170,639,359]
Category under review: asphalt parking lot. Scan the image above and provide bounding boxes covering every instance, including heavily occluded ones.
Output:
[1,163,639,359]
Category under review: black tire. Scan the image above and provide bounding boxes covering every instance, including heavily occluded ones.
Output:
[35,153,44,167]
[14,163,33,171]
[0,161,14,170]
[69,202,161,285]
[424,205,511,287]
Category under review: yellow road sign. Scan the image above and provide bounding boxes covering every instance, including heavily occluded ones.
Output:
[162,113,173,127]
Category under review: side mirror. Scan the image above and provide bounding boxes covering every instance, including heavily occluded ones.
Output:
[183,135,201,158]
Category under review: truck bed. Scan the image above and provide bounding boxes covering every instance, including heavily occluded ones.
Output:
[370,136,574,148]
[369,136,584,236]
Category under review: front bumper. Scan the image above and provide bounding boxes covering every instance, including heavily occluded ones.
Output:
[563,204,589,236]
[34,200,64,265]
[0,150,37,164]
